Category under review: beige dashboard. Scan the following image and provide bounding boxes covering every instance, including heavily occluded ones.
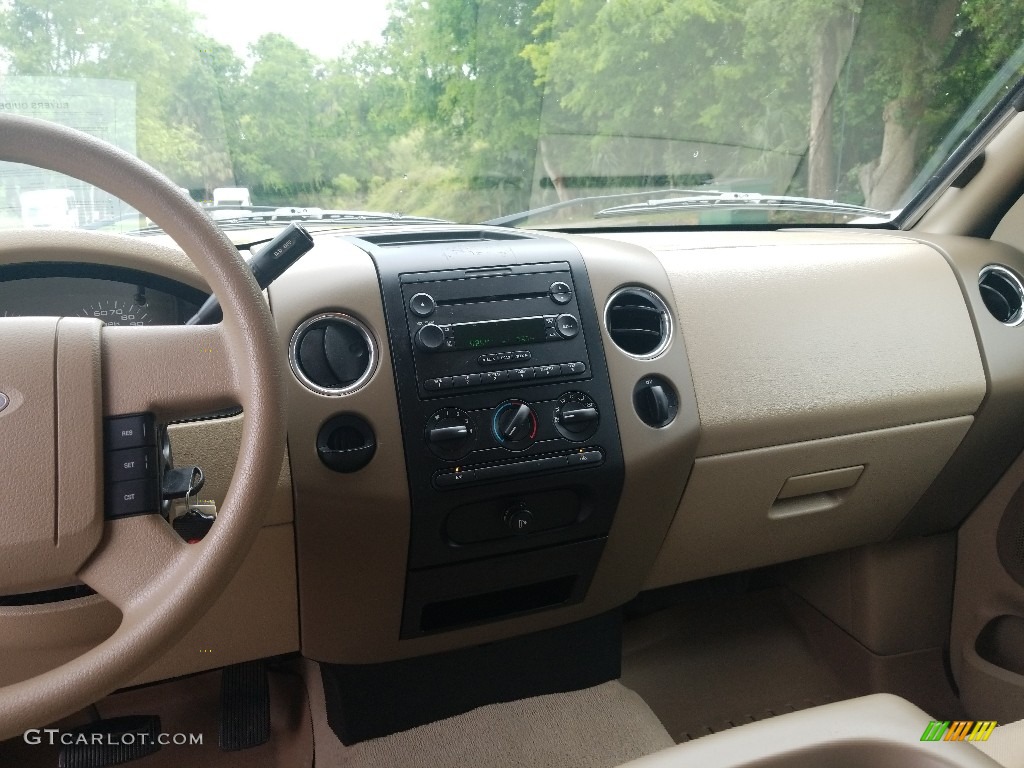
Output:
[0,224,1009,683]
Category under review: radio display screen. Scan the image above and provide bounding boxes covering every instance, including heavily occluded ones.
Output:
[453,317,547,351]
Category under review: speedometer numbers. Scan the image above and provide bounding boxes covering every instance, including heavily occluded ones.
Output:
[79,300,151,326]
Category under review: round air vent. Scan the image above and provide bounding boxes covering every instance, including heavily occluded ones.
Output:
[979,265,1024,326]
[290,313,376,395]
[605,287,672,357]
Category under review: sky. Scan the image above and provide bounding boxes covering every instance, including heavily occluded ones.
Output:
[186,0,392,61]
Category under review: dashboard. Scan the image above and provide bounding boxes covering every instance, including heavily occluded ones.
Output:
[0,265,203,325]
[1,223,1021,688]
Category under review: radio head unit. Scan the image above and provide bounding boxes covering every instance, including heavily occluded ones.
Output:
[400,262,590,397]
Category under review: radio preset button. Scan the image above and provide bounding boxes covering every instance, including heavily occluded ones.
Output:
[409,292,437,317]
[439,377,454,389]
[424,379,441,391]
[452,375,471,388]
[555,314,580,339]
[549,281,573,305]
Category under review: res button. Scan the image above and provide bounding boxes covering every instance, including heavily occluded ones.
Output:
[104,413,156,451]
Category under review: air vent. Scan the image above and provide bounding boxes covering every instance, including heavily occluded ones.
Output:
[290,313,376,395]
[979,265,1024,326]
[605,287,672,357]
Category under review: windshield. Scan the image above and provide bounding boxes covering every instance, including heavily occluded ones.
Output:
[1,0,1023,231]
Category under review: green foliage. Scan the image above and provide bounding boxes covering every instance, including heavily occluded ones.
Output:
[1,0,1023,219]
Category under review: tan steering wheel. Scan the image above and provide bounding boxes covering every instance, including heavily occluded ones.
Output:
[0,115,286,738]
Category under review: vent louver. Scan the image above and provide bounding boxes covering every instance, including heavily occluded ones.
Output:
[605,287,672,357]
[290,313,376,395]
[979,265,1024,326]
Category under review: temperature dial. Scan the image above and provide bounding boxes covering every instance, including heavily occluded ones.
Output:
[492,401,538,449]
[553,391,600,441]
[425,407,473,460]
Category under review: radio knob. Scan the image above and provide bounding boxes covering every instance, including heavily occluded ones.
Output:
[415,323,446,351]
[555,313,580,339]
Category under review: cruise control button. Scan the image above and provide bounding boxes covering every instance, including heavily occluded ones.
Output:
[105,478,160,519]
[104,413,155,451]
[106,446,157,483]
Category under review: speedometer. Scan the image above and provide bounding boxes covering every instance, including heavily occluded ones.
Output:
[78,300,151,326]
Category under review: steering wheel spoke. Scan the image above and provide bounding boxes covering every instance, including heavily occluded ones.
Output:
[102,323,238,422]
[77,515,189,613]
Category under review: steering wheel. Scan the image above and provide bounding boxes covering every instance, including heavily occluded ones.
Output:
[0,115,286,738]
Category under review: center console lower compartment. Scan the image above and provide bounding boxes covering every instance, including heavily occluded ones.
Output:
[358,231,624,639]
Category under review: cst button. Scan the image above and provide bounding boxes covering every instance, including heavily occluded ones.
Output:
[105,478,160,519]
[504,505,534,534]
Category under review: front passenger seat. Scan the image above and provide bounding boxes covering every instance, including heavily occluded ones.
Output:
[617,694,1005,768]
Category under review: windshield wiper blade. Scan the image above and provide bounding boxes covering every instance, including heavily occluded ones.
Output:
[595,192,888,219]
[482,189,714,227]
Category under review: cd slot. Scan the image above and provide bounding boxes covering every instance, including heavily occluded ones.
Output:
[437,291,550,306]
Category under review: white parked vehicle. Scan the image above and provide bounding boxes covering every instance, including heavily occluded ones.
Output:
[212,186,251,207]
[19,188,79,228]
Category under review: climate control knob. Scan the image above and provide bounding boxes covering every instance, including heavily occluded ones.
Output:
[425,407,473,460]
[553,391,600,441]
[492,401,538,449]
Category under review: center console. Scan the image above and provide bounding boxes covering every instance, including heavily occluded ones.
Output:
[358,231,624,637]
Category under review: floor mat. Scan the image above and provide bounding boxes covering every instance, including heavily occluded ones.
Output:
[0,665,313,768]
[621,590,850,743]
[307,662,674,768]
